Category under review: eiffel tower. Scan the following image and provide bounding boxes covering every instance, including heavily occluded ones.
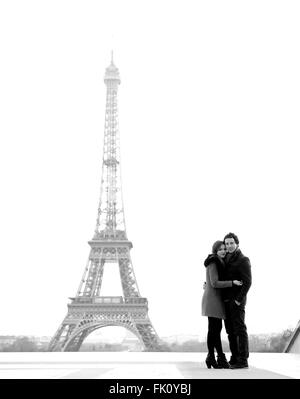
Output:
[48,55,161,352]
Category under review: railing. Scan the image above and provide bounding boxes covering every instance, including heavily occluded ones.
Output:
[124,297,148,305]
[93,296,123,304]
[70,296,148,305]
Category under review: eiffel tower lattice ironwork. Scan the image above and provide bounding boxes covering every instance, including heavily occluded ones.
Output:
[48,55,161,352]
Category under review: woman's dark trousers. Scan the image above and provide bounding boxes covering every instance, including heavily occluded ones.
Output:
[207,317,224,355]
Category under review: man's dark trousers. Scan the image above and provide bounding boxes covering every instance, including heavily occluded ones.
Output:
[224,299,249,363]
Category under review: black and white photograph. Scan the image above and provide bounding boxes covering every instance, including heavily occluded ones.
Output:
[0,0,299,386]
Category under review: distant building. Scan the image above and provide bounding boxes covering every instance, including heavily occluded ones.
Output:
[284,320,300,353]
[0,336,16,349]
[121,332,143,351]
[34,336,51,349]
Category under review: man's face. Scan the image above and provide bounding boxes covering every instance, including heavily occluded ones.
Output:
[224,238,238,253]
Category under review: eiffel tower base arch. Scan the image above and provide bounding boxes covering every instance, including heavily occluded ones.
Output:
[48,297,162,352]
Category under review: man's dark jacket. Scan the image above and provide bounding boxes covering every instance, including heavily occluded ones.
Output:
[222,249,252,303]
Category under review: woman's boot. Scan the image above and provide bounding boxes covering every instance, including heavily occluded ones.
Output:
[217,353,230,369]
[205,353,221,369]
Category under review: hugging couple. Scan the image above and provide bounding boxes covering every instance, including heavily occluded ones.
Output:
[201,232,252,369]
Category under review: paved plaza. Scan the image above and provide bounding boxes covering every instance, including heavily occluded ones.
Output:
[0,352,299,379]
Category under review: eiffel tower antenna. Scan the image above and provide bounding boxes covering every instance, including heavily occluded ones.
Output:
[48,55,161,352]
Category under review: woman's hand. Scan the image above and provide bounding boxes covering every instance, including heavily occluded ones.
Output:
[233,280,243,286]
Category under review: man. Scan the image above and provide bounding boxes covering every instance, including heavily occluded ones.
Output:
[222,232,252,369]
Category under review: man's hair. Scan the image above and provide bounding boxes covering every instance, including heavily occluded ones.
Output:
[224,232,239,245]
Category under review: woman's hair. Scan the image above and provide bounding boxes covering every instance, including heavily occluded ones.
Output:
[212,240,224,254]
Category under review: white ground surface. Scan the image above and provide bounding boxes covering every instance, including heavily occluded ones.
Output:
[0,352,299,379]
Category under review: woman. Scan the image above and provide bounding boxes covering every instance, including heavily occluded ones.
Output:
[201,240,243,369]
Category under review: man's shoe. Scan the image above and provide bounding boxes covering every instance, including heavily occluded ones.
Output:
[229,361,249,369]
[228,357,237,366]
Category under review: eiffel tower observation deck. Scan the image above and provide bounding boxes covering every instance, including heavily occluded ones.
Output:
[48,55,161,352]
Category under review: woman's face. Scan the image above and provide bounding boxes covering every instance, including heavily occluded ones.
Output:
[216,244,226,258]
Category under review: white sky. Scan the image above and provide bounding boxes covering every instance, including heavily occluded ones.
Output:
[0,0,299,342]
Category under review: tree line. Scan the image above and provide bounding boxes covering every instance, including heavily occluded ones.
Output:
[0,328,293,352]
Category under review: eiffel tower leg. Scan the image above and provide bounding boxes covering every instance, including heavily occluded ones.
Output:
[93,259,105,296]
[49,322,91,352]
[136,322,162,351]
[78,258,105,297]
[64,329,91,351]
[119,256,140,297]
[48,323,77,351]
